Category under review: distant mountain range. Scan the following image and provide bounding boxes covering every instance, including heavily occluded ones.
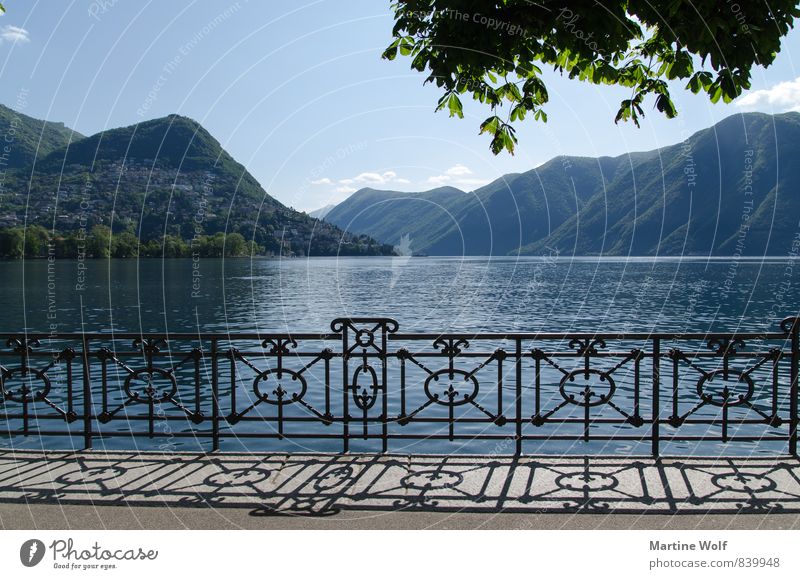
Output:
[0,106,391,256]
[307,204,337,219]
[320,112,800,256]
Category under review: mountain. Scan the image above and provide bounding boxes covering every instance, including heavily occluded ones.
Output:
[324,112,800,256]
[307,204,337,219]
[0,111,391,256]
[0,103,84,170]
[323,186,470,253]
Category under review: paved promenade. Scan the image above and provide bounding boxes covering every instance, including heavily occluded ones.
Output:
[0,451,799,529]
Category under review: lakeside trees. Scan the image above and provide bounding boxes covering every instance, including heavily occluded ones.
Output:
[0,226,393,259]
[384,0,800,154]
[0,226,261,259]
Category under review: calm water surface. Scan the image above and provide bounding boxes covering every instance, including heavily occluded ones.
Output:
[2,256,797,334]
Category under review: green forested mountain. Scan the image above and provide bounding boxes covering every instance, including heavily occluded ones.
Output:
[323,186,469,253]
[323,112,800,257]
[0,110,390,257]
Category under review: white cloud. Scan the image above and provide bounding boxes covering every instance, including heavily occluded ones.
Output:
[352,172,386,184]
[0,25,30,43]
[426,175,452,187]
[425,166,489,190]
[347,171,399,185]
[312,170,408,199]
[736,76,800,112]
[329,170,408,188]
[445,164,472,176]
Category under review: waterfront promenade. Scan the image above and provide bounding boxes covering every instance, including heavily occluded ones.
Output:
[1,451,799,529]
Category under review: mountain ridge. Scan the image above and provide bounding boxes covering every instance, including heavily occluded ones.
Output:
[322,112,800,257]
[0,108,392,257]
[0,103,85,170]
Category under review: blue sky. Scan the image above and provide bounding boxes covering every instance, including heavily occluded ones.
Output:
[1,0,799,211]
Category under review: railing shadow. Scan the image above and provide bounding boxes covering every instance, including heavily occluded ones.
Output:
[0,452,797,517]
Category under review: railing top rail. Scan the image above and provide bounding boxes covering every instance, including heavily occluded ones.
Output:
[391,331,790,341]
[2,315,797,341]
[0,331,791,341]
[0,332,340,341]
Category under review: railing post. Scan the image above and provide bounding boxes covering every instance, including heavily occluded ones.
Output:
[652,337,660,458]
[381,328,388,453]
[211,338,219,452]
[81,335,92,450]
[783,317,800,456]
[341,326,349,453]
[515,338,522,456]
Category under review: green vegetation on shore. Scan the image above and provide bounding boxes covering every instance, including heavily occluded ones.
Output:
[0,225,390,259]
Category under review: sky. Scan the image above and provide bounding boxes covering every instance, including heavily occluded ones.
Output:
[0,0,799,212]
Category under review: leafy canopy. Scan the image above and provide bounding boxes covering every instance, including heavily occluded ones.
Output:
[383,0,800,154]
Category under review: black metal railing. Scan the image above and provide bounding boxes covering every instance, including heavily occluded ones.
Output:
[1,316,798,456]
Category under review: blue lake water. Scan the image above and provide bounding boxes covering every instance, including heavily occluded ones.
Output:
[0,256,798,456]
[2,256,798,334]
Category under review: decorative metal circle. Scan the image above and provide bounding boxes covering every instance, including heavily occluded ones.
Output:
[424,369,479,406]
[123,368,177,403]
[314,466,354,491]
[559,369,616,407]
[354,329,375,347]
[402,470,463,490]
[555,471,619,492]
[711,473,775,493]
[253,369,307,406]
[206,468,271,487]
[0,366,51,403]
[696,370,754,407]
[780,316,800,333]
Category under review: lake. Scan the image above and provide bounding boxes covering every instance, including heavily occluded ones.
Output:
[2,256,797,334]
[1,256,798,456]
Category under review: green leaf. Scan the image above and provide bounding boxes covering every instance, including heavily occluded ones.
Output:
[497,82,522,103]
[709,83,724,104]
[399,37,415,56]
[381,38,400,61]
[447,93,463,118]
[686,71,713,94]
[500,125,518,155]
[510,104,527,122]
[515,61,541,77]
[655,94,677,118]
[615,97,643,127]
[479,116,501,136]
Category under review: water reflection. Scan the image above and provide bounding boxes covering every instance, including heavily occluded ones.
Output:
[2,256,796,334]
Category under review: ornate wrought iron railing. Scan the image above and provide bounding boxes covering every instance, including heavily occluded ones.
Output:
[1,316,798,456]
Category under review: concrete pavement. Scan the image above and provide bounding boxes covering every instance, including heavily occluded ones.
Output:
[0,451,798,529]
